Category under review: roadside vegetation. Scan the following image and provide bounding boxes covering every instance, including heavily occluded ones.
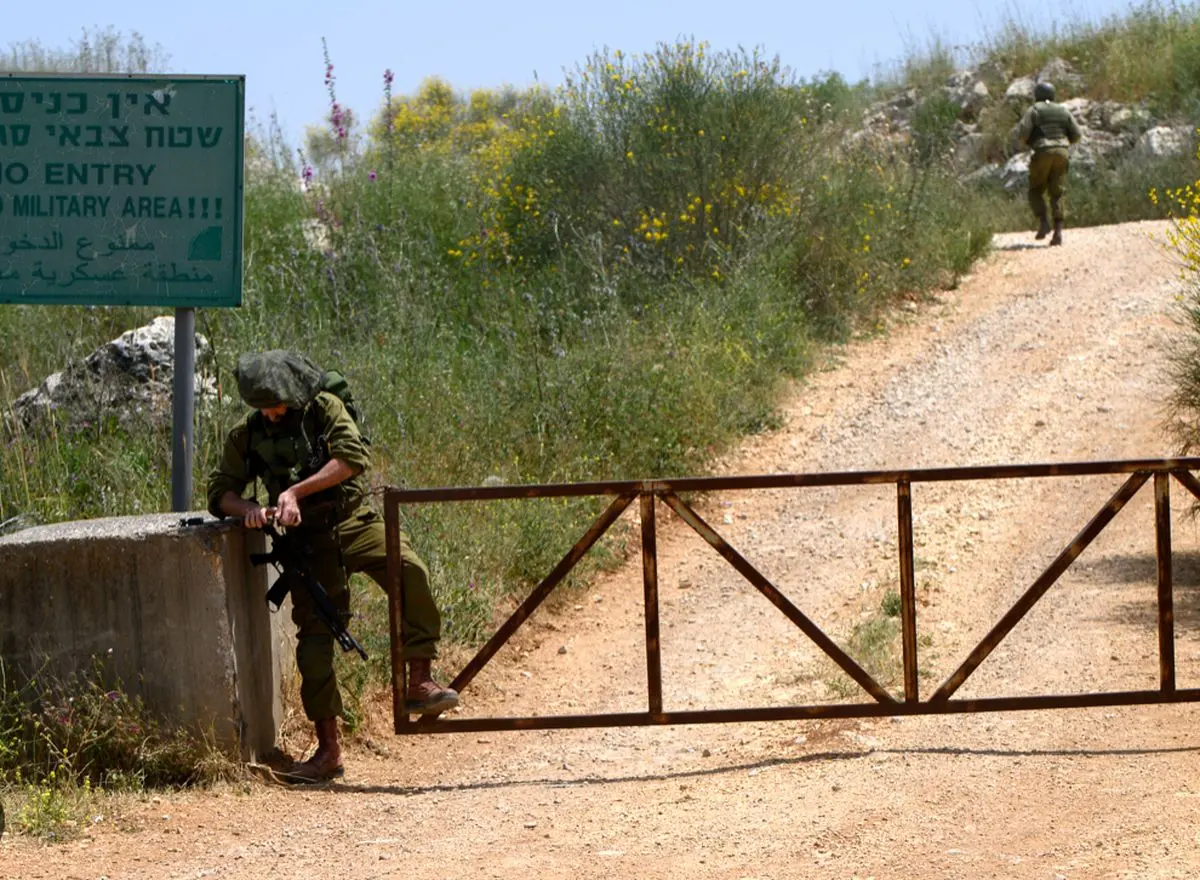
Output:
[3,4,1200,832]
[1158,150,1200,451]
[0,657,238,841]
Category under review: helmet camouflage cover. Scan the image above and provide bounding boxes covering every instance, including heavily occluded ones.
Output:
[235,350,324,410]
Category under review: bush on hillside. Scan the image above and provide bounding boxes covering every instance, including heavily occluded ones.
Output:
[1158,146,1200,451]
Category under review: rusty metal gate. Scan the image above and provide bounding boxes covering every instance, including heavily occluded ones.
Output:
[384,457,1200,734]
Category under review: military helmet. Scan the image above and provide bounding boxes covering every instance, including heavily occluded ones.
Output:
[1034,81,1055,102]
[235,350,324,410]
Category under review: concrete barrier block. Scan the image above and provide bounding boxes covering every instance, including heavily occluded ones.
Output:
[0,512,292,760]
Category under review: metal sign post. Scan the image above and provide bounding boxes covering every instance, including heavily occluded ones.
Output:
[0,74,245,510]
[171,306,196,511]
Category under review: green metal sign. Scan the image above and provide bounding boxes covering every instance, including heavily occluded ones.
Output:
[0,74,244,307]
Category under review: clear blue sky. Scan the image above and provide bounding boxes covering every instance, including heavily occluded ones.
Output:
[5,0,1138,146]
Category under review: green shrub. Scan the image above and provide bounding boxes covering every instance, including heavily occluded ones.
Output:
[1159,145,1200,453]
[825,614,903,698]
[910,93,962,168]
[881,589,903,618]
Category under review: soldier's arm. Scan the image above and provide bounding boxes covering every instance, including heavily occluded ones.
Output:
[218,491,273,528]
[282,459,356,499]
[315,391,370,475]
[274,459,356,526]
[206,422,257,519]
[1014,107,1035,150]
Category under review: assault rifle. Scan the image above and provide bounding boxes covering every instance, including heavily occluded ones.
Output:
[250,521,369,661]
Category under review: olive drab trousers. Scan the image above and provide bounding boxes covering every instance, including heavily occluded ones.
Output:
[289,506,442,721]
[1028,147,1071,222]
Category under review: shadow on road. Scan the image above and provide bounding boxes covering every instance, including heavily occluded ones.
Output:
[327,750,868,795]
[1086,551,1200,631]
[878,744,1200,759]
[320,740,1200,796]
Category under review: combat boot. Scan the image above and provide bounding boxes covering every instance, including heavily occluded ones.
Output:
[1049,219,1063,247]
[282,717,344,784]
[405,658,460,715]
[1035,212,1051,240]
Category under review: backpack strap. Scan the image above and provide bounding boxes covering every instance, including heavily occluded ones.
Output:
[245,410,268,483]
[244,404,328,494]
[302,399,333,471]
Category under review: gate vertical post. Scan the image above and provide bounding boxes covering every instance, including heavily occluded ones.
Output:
[385,492,410,730]
[897,480,919,702]
[1154,473,1176,693]
[640,493,663,715]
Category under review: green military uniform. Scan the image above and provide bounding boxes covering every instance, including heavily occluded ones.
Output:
[207,387,442,722]
[1016,94,1082,225]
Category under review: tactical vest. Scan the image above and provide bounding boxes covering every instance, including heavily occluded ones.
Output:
[246,399,357,526]
[1028,102,1075,150]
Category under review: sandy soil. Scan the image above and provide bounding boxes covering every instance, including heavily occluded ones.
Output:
[5,219,1200,880]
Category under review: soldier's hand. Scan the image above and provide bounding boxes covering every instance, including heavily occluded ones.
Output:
[242,505,273,529]
[276,490,302,527]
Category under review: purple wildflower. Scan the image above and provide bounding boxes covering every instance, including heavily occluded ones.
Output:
[368,170,377,181]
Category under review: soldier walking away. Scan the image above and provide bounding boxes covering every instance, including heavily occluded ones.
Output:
[1015,81,1083,246]
[207,350,459,784]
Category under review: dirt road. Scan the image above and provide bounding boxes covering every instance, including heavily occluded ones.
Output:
[5,219,1200,880]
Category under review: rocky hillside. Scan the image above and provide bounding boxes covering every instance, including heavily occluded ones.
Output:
[861,55,1195,194]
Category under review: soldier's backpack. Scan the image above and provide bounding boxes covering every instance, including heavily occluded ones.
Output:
[317,368,365,435]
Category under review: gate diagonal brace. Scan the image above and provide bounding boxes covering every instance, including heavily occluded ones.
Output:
[1171,468,1200,503]
[661,491,896,705]
[931,471,1149,702]
[395,494,635,732]
[450,494,634,699]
